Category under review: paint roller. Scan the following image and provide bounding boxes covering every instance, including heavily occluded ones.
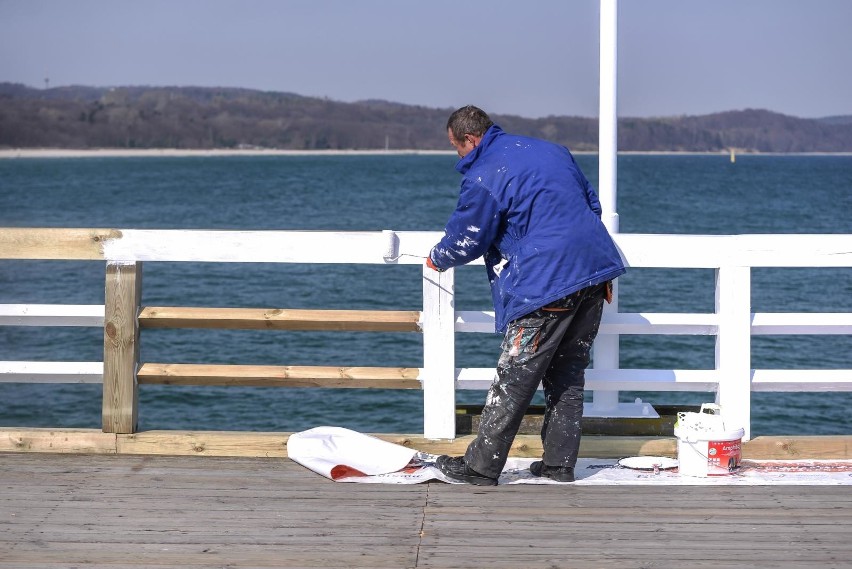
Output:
[382,230,427,262]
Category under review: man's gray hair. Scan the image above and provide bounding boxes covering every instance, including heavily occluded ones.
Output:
[446,105,493,141]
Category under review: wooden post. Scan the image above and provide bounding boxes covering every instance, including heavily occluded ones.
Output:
[421,266,456,439]
[102,261,142,433]
[715,265,752,440]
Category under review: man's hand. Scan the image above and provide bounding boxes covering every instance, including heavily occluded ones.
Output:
[426,257,444,272]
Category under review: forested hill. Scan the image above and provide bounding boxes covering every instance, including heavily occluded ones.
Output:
[2,83,851,153]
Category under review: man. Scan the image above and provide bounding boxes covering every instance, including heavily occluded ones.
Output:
[426,105,626,486]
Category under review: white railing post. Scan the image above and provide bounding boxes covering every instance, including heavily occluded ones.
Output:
[715,264,752,440]
[421,266,456,439]
[598,0,619,229]
[590,0,625,415]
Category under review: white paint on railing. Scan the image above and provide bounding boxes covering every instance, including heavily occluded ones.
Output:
[0,361,103,383]
[715,266,753,439]
[101,230,412,264]
[0,304,104,327]
[751,313,852,334]
[454,368,720,392]
[93,230,852,268]
[751,370,852,391]
[420,266,456,439]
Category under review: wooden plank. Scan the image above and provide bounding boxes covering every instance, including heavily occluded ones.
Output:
[752,312,852,334]
[3,229,849,269]
[734,233,852,267]
[376,434,678,459]
[0,227,116,260]
[102,261,142,433]
[4,429,850,459]
[116,430,288,457]
[600,311,718,335]
[459,309,722,336]
[138,306,421,332]
[0,428,116,453]
[743,435,852,460]
[751,369,852,391]
[0,361,103,383]
[100,229,408,264]
[137,363,422,389]
[0,304,104,326]
[456,367,720,392]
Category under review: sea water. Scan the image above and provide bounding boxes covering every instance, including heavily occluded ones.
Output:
[0,153,850,435]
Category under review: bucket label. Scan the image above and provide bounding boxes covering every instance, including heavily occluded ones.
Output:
[706,439,741,475]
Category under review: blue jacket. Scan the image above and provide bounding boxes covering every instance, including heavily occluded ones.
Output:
[430,125,626,332]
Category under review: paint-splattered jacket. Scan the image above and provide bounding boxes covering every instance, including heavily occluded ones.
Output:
[429,124,626,333]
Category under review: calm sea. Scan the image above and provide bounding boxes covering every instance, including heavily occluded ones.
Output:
[1,153,850,435]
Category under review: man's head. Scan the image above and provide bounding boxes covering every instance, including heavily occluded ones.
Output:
[446,105,493,158]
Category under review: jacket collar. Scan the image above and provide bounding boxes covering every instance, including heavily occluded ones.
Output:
[455,124,503,174]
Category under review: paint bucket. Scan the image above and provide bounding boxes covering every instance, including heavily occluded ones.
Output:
[674,404,744,477]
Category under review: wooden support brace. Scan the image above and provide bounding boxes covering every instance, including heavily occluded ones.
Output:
[102,261,142,433]
[139,307,421,332]
[138,363,421,389]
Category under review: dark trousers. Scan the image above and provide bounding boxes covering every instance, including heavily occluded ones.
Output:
[464,283,607,478]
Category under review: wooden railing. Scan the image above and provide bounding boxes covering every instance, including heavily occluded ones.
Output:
[2,228,851,440]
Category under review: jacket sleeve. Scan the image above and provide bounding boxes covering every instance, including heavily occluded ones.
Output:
[584,177,603,218]
[429,181,501,270]
[569,151,602,217]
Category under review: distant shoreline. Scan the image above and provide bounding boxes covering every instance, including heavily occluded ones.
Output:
[2,148,852,159]
[0,148,456,159]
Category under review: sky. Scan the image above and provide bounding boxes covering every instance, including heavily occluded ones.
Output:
[1,0,851,119]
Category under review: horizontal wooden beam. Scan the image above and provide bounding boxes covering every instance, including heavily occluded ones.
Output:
[751,369,852,391]
[3,228,851,268]
[455,367,720,392]
[0,227,117,260]
[100,229,428,264]
[600,312,718,335]
[0,304,104,327]
[138,363,423,389]
[139,307,421,332]
[456,310,721,335]
[751,312,852,335]
[0,361,103,383]
[3,428,850,460]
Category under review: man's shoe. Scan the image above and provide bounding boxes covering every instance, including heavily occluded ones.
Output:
[435,455,498,486]
[530,460,575,482]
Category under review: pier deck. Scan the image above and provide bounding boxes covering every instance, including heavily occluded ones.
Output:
[2,452,850,569]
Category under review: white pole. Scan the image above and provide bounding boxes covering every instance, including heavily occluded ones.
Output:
[598,0,618,231]
[591,0,620,413]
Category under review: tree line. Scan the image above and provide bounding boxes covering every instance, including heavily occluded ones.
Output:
[2,83,851,152]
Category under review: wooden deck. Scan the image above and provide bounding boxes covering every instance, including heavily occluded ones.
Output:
[2,452,851,569]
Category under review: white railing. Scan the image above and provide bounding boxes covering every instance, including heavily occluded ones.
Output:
[2,229,851,440]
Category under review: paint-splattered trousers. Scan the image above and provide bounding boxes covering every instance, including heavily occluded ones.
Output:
[464,282,607,479]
